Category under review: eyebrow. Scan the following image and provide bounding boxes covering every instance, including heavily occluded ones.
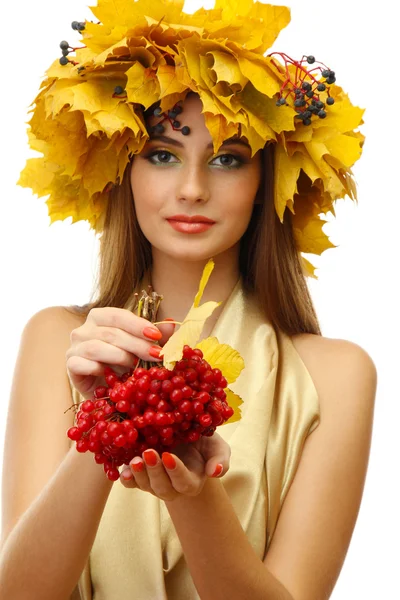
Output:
[146,134,251,150]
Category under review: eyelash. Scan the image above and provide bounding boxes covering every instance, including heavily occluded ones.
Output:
[143,149,245,169]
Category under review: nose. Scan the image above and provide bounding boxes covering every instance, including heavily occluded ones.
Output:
[176,163,211,205]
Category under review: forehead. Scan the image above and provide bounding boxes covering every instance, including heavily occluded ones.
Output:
[146,133,251,151]
[144,94,252,150]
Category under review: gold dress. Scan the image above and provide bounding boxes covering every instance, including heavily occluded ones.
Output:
[68,278,320,600]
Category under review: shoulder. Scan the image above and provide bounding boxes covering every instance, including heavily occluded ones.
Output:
[22,306,86,353]
[291,332,377,370]
[290,332,377,412]
[25,305,86,333]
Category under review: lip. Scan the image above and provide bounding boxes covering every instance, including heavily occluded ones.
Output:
[167,220,215,234]
[167,214,216,224]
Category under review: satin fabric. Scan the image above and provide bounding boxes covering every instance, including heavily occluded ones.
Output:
[68,278,320,600]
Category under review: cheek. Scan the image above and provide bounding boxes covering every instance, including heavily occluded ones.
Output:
[130,170,161,219]
[225,172,260,216]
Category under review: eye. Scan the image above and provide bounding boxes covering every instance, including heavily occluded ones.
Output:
[211,154,243,168]
[145,150,177,165]
[143,149,244,169]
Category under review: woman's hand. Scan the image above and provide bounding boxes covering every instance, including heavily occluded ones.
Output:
[119,432,231,501]
[66,307,175,399]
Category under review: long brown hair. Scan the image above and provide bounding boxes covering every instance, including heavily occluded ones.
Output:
[64,135,321,336]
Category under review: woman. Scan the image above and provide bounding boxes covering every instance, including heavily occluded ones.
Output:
[0,1,376,599]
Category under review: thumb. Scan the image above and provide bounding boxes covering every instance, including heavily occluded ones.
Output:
[157,317,177,347]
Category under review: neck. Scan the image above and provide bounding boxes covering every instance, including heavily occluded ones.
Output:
[150,246,241,331]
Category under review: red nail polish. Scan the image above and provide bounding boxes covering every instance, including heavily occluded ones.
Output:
[143,450,158,466]
[211,464,223,477]
[162,452,176,470]
[164,318,176,329]
[143,326,162,341]
[149,345,162,359]
[131,459,144,473]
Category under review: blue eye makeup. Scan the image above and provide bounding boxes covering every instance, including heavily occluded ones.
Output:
[142,149,246,169]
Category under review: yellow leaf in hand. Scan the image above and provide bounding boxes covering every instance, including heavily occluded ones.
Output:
[223,389,243,425]
[195,337,245,384]
[193,258,214,307]
[160,302,221,369]
[160,259,221,369]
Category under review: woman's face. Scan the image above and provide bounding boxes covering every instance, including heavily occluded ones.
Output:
[130,94,262,263]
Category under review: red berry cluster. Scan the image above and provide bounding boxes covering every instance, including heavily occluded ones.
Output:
[67,346,234,481]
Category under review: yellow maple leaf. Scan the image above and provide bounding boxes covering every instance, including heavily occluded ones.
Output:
[195,337,244,384]
[125,62,160,109]
[159,259,221,369]
[274,143,302,221]
[209,50,248,88]
[300,256,318,280]
[194,336,245,425]
[223,388,243,425]
[157,261,245,425]
[157,64,188,97]
[18,0,365,271]
[237,52,282,97]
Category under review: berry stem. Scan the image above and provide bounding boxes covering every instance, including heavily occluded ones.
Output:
[64,395,111,414]
[268,51,330,87]
[133,286,164,371]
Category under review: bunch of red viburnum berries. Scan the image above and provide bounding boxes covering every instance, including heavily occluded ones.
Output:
[67,345,234,481]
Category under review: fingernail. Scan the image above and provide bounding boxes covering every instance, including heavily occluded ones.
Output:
[143,450,158,467]
[131,458,144,472]
[164,318,176,329]
[143,326,162,341]
[211,463,223,477]
[149,345,162,359]
[162,452,176,470]
[121,470,133,480]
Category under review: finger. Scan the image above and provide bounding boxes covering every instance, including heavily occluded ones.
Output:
[70,337,162,375]
[205,452,231,478]
[129,456,163,497]
[66,355,104,381]
[199,433,231,478]
[207,462,225,478]
[119,466,138,488]
[161,452,200,495]
[96,326,162,359]
[88,307,161,342]
[129,456,150,488]
[139,450,180,501]
[66,355,123,387]
[156,318,176,347]
[86,307,166,361]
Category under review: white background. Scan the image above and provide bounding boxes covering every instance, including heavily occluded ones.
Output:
[1,0,398,597]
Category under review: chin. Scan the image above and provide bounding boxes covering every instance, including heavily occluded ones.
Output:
[151,238,239,263]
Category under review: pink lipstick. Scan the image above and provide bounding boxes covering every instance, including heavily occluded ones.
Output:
[166,214,215,234]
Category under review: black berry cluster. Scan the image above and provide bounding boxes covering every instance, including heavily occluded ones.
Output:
[59,41,70,66]
[58,21,86,65]
[71,21,86,32]
[269,53,337,126]
[147,104,191,136]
